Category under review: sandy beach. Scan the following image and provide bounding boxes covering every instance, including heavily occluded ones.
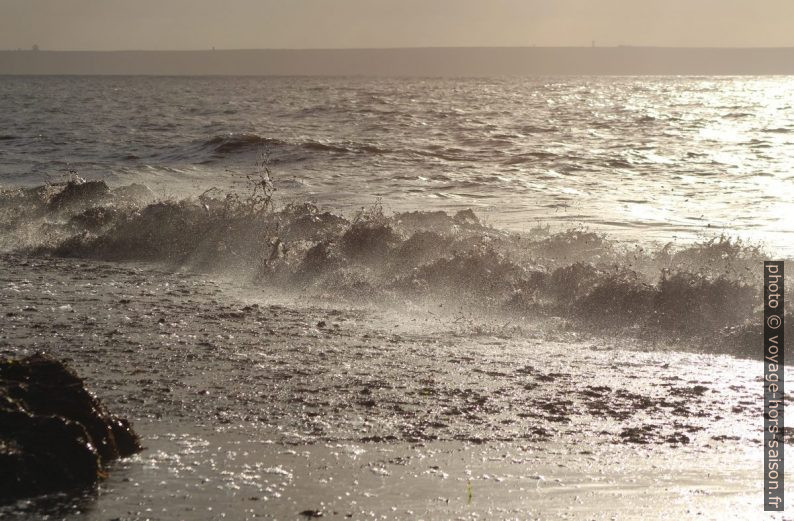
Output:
[0,252,788,520]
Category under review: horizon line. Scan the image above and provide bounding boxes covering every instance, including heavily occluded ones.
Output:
[6,45,794,53]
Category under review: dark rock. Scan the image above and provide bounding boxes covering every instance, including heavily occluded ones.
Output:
[0,354,142,503]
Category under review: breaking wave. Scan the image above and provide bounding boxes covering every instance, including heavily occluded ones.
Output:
[1,178,790,362]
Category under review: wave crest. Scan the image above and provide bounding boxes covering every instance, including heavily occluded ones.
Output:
[1,180,789,362]
[180,133,392,164]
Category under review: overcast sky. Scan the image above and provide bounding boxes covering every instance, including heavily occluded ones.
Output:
[2,0,793,51]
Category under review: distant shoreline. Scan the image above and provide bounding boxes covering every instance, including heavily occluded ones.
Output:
[2,47,794,76]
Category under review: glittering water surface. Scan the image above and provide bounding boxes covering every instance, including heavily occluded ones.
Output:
[1,75,793,250]
[1,76,792,519]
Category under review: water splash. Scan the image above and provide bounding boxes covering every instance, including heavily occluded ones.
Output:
[1,179,789,362]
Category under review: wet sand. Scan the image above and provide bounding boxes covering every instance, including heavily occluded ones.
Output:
[0,253,789,520]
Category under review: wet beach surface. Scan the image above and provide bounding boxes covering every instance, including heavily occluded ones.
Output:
[0,254,789,520]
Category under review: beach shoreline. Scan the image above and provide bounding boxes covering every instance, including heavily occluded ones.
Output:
[0,253,788,519]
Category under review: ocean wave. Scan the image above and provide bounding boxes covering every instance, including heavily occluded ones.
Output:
[176,133,393,163]
[199,133,288,156]
[1,180,789,362]
[167,133,501,165]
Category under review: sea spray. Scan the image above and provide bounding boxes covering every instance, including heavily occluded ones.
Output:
[0,179,790,361]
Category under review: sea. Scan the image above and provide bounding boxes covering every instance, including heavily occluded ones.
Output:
[1,75,793,252]
[2,75,794,519]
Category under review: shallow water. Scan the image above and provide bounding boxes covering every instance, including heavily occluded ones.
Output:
[2,426,778,521]
[1,76,793,251]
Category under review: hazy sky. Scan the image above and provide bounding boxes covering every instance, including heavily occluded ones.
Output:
[2,0,793,50]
